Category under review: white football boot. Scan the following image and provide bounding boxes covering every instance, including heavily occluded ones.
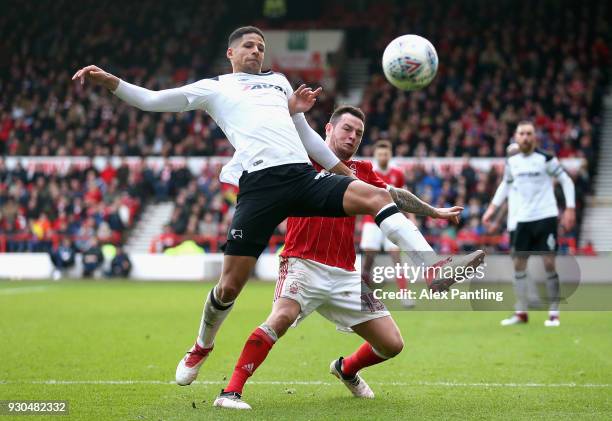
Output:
[544,315,560,327]
[175,342,213,386]
[330,358,374,399]
[500,312,528,326]
[213,391,252,410]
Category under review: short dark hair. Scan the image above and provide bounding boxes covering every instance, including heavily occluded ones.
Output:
[374,140,392,150]
[329,105,365,125]
[228,26,265,47]
[516,120,535,130]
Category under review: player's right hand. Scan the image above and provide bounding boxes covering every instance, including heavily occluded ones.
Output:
[288,84,322,115]
[481,208,494,225]
[434,206,462,224]
[72,65,119,90]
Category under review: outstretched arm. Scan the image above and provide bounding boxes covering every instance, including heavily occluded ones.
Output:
[72,65,192,112]
[388,186,462,223]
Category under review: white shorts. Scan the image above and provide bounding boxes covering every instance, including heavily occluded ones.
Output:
[275,257,390,332]
[359,222,399,252]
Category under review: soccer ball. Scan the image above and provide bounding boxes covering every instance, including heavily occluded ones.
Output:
[382,34,438,91]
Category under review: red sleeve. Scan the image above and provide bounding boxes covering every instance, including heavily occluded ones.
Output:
[362,162,387,189]
[396,168,405,188]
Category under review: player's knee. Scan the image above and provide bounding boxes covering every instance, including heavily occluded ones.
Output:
[386,336,405,358]
[375,187,393,205]
[215,281,241,302]
[370,188,393,214]
[543,259,556,273]
[266,310,297,337]
[377,333,404,358]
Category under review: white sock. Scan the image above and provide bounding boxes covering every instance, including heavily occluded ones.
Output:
[513,271,528,313]
[196,285,234,348]
[258,323,279,343]
[527,278,540,303]
[376,205,437,266]
[545,271,560,312]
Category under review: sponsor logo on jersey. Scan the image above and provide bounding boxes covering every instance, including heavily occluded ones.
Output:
[517,171,542,177]
[242,83,287,95]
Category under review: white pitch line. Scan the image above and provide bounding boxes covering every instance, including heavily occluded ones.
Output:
[0,286,50,295]
[0,380,609,388]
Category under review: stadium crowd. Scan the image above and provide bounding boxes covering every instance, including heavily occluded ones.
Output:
[149,159,592,255]
[1,0,608,254]
[254,0,609,174]
[0,158,144,252]
[1,1,607,163]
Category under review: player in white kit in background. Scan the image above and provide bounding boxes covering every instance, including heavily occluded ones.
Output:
[360,140,415,308]
[483,143,542,309]
[483,121,575,327]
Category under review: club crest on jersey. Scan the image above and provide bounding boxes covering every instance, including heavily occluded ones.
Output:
[230,229,243,239]
[288,281,299,295]
[242,83,286,95]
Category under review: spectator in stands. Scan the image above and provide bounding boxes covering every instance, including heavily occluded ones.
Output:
[81,237,104,278]
[108,246,132,278]
[49,238,76,281]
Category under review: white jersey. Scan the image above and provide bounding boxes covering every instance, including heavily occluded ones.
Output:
[113,71,342,186]
[503,149,564,222]
[178,72,309,180]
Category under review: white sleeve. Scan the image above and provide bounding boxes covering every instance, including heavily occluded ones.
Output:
[112,78,218,112]
[491,180,509,207]
[503,159,514,184]
[545,156,565,177]
[557,170,576,208]
[291,113,340,170]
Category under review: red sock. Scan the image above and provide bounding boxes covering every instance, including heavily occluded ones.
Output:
[341,342,386,377]
[396,275,408,291]
[224,327,275,394]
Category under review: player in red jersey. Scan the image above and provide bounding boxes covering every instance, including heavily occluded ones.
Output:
[360,140,414,307]
[213,106,468,409]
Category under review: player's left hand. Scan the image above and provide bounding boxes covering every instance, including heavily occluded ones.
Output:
[434,206,463,224]
[288,84,322,115]
[561,208,576,231]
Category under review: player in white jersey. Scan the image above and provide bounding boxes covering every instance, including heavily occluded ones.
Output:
[482,122,575,327]
[73,26,484,386]
[484,143,542,309]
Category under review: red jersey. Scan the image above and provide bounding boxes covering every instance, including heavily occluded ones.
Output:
[362,165,405,224]
[281,160,386,271]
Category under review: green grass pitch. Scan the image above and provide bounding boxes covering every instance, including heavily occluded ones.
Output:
[1,280,611,420]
